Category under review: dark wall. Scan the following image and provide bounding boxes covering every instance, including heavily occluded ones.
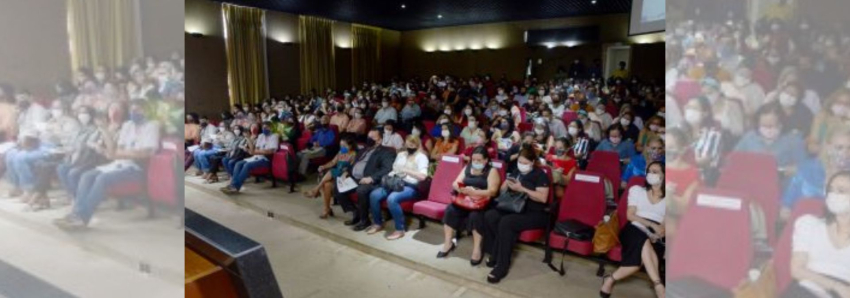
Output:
[185,32,231,120]
[140,0,185,59]
[267,40,301,99]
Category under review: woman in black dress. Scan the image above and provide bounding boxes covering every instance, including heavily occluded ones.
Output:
[474,146,551,283]
[438,146,501,265]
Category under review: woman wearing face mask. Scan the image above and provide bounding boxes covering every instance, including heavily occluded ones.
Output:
[600,161,666,298]
[734,104,806,171]
[545,137,577,200]
[430,115,457,139]
[430,123,459,161]
[209,124,249,184]
[475,147,550,283]
[621,136,665,187]
[783,129,850,220]
[491,117,521,160]
[410,122,433,154]
[438,146,501,263]
[532,122,555,153]
[596,126,637,162]
[781,171,850,298]
[809,90,850,155]
[304,136,358,219]
[681,96,730,171]
[365,136,429,240]
[198,122,236,183]
[56,106,105,205]
[636,116,665,152]
[460,117,484,147]
[614,111,641,143]
[768,82,814,135]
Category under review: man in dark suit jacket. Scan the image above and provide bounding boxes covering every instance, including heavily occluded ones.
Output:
[334,127,397,231]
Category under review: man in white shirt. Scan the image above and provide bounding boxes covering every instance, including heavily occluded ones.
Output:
[222,121,279,194]
[374,100,397,125]
[15,91,49,139]
[54,101,160,229]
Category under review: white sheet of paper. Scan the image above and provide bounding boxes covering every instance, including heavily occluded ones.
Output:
[336,177,358,193]
[0,142,16,154]
[187,145,200,152]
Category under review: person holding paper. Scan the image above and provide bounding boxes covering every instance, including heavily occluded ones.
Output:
[600,161,666,298]
[337,128,397,232]
[53,101,160,229]
[303,135,357,219]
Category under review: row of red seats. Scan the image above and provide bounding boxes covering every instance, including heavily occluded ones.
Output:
[108,139,182,217]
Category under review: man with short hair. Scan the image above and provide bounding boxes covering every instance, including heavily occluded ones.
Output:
[335,128,397,231]
[221,121,279,194]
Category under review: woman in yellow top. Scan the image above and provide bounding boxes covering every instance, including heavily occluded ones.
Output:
[636,116,664,152]
[430,123,459,161]
[809,89,850,155]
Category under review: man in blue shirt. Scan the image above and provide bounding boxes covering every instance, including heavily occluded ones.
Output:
[296,117,337,176]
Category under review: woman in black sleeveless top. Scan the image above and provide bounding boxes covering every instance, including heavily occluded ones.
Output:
[438,146,501,265]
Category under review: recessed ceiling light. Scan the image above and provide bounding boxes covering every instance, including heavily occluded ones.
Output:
[591,0,597,4]
[401,4,406,9]
[437,14,443,19]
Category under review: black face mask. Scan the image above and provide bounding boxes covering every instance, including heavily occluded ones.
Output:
[17,100,31,109]
[366,138,377,147]
[406,148,417,155]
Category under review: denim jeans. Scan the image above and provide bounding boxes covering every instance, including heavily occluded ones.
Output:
[222,156,242,176]
[230,158,270,190]
[369,186,418,231]
[57,163,93,197]
[73,167,144,224]
[5,148,48,191]
[194,148,220,173]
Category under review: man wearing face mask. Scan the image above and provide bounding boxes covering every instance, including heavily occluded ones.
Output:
[14,91,49,138]
[335,128,397,231]
[197,115,218,145]
[54,102,159,229]
[296,118,337,177]
[400,97,421,124]
[374,99,397,125]
[220,121,279,194]
[540,108,567,139]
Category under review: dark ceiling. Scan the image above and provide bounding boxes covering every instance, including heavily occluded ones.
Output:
[212,0,632,31]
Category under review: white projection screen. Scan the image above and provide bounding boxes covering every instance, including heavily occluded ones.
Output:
[629,0,665,35]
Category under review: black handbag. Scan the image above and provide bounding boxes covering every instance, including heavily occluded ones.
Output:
[495,190,528,213]
[548,219,595,276]
[381,175,406,193]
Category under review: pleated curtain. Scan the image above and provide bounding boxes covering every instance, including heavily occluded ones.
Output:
[223,3,268,106]
[298,16,336,94]
[351,24,381,86]
[67,0,140,71]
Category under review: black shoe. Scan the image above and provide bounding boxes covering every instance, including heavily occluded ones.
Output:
[486,273,503,284]
[470,257,483,266]
[436,243,456,258]
[485,258,496,268]
[344,217,360,226]
[352,222,371,231]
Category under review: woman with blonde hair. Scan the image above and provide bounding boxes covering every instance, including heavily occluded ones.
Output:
[809,89,850,154]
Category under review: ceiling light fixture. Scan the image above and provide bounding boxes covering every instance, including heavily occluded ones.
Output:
[437,14,443,19]
[401,4,406,9]
[591,0,597,4]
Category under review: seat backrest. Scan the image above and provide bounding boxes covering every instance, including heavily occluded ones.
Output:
[617,176,647,229]
[427,155,465,204]
[717,151,780,243]
[774,198,825,294]
[562,111,578,124]
[587,150,621,194]
[557,171,606,227]
[667,187,753,290]
[147,152,177,204]
[517,122,533,134]
[423,120,436,135]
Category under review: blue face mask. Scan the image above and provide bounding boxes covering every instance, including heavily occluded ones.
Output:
[262,128,271,136]
[340,146,349,154]
[130,112,145,124]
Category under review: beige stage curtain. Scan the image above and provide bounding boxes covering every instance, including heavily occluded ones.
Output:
[223,3,268,106]
[351,24,381,86]
[299,16,336,94]
[67,0,140,72]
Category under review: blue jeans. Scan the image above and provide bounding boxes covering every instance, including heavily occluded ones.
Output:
[73,167,144,224]
[194,148,219,173]
[222,156,242,176]
[5,148,48,191]
[230,158,270,190]
[57,163,93,197]
[369,186,418,231]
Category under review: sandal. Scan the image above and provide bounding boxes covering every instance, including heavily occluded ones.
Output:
[600,274,617,298]
[319,209,335,219]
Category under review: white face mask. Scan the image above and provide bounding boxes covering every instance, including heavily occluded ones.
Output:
[468,122,477,129]
[78,113,91,125]
[384,130,392,135]
[517,162,532,173]
[51,109,64,118]
[464,109,473,116]
[649,124,660,132]
[234,130,242,136]
[411,128,420,136]
[445,109,452,115]
[498,90,505,95]
[538,90,545,96]
[620,118,631,126]
[568,127,579,136]
[733,75,750,87]
[825,192,850,215]
[832,104,848,117]
[779,93,797,107]
[684,109,702,124]
[441,130,451,138]
[382,102,389,108]
[646,173,662,186]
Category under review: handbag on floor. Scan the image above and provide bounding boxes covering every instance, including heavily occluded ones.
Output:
[592,214,620,254]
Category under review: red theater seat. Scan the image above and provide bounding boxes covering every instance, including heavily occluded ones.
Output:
[412,155,465,228]
[667,188,753,291]
[587,150,621,196]
[547,171,607,256]
[716,151,780,244]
